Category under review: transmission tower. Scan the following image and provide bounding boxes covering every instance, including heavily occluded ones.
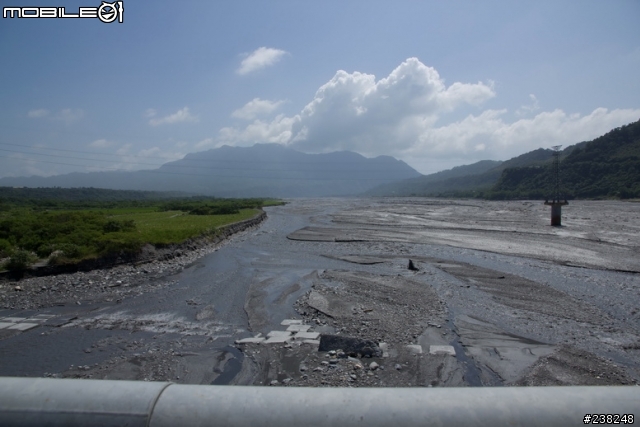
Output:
[551,145,562,202]
[544,145,568,226]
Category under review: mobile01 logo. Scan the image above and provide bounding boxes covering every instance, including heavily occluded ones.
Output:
[3,1,124,23]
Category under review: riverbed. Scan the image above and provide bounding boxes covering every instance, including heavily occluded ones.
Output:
[0,198,638,387]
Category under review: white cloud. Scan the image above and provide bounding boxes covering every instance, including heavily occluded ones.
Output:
[26,108,83,123]
[237,47,288,75]
[27,109,49,118]
[232,98,284,120]
[217,57,640,174]
[219,114,296,145]
[404,107,640,172]
[516,94,540,116]
[116,144,132,156]
[194,138,215,149]
[89,139,112,148]
[56,108,84,124]
[144,108,157,118]
[149,107,198,126]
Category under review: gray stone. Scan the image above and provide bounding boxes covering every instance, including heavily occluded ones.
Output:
[369,362,379,371]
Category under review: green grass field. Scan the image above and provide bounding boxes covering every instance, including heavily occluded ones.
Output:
[108,208,260,245]
[0,195,280,271]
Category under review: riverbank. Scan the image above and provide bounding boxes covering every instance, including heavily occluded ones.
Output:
[0,211,266,310]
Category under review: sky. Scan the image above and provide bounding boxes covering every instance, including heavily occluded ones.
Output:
[1,0,639,178]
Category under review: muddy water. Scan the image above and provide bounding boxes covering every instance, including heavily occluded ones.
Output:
[1,198,639,386]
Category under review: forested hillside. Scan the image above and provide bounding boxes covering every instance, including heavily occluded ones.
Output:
[490,119,640,199]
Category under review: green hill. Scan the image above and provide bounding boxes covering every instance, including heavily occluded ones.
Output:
[366,119,637,199]
[490,119,640,199]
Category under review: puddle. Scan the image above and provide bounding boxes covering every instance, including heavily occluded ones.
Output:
[211,346,244,385]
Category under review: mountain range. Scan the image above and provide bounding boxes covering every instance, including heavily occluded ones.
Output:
[0,144,421,198]
[2,119,638,199]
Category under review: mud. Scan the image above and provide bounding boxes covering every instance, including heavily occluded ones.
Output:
[1,198,639,388]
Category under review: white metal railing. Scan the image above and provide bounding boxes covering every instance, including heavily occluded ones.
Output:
[0,377,637,426]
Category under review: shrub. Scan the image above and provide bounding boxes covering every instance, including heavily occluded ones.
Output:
[0,239,11,257]
[4,249,37,272]
[103,219,136,233]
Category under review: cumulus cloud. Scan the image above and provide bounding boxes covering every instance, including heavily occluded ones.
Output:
[218,57,640,173]
[27,109,50,118]
[237,47,288,75]
[232,98,284,120]
[404,107,640,171]
[149,107,198,126]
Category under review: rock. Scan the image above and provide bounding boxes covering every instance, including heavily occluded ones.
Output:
[195,305,215,321]
[14,286,22,291]
[395,364,402,371]
[408,259,419,271]
[270,380,279,386]
[318,334,382,358]
[369,362,379,371]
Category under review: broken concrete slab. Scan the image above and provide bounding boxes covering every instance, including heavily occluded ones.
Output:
[406,344,423,354]
[8,323,39,331]
[0,323,13,330]
[280,319,304,326]
[293,331,320,340]
[286,324,311,332]
[429,345,456,356]
[302,339,320,345]
[264,335,293,344]
[267,330,292,338]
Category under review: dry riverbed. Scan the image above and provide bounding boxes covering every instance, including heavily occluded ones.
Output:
[1,199,639,388]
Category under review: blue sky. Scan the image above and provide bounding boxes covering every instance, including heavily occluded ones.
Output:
[1,0,639,178]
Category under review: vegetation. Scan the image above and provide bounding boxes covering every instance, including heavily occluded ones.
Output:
[490,119,640,199]
[0,190,283,272]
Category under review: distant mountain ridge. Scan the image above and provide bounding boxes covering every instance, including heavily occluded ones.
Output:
[0,144,421,198]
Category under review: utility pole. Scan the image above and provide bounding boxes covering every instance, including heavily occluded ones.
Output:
[544,145,568,226]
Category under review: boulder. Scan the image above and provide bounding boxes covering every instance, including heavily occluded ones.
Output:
[318,334,382,358]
